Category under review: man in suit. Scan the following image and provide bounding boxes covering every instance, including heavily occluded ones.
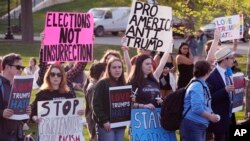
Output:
[206,47,235,141]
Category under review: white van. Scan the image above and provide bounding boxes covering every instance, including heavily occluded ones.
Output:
[88,7,130,36]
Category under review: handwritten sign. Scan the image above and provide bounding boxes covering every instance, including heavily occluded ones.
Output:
[131,108,177,141]
[38,98,84,141]
[8,75,33,120]
[43,12,94,62]
[232,73,245,112]
[109,85,132,128]
[215,14,244,41]
[123,0,173,52]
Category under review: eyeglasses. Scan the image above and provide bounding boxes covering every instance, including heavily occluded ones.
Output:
[9,64,25,71]
[49,72,62,77]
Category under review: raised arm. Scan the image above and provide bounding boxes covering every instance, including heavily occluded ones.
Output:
[153,51,170,81]
[36,33,48,86]
[121,46,132,76]
[206,29,220,63]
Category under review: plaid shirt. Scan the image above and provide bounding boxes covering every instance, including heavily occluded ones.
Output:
[36,49,87,97]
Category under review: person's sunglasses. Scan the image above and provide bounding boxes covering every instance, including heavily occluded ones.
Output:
[9,64,25,71]
[50,72,62,77]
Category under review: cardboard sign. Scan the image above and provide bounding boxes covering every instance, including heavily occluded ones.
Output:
[109,85,132,128]
[38,98,84,141]
[131,108,177,141]
[232,73,245,112]
[215,14,244,41]
[8,75,33,120]
[43,12,94,62]
[123,0,173,52]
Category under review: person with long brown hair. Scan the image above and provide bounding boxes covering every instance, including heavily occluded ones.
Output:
[31,63,83,123]
[176,42,194,89]
[93,58,126,141]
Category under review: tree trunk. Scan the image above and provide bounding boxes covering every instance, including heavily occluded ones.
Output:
[21,0,33,43]
[184,0,195,32]
[246,43,250,117]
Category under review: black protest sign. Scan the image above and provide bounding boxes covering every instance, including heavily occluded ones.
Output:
[109,85,132,128]
[8,75,33,120]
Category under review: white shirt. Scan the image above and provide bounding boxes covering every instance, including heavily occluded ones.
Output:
[216,65,227,86]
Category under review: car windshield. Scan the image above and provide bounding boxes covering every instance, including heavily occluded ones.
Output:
[89,10,105,18]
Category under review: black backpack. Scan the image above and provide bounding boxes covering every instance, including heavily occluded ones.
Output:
[160,80,207,131]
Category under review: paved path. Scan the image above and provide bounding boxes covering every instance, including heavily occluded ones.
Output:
[0,34,249,55]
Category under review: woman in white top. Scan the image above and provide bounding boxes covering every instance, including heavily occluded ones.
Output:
[24,57,39,75]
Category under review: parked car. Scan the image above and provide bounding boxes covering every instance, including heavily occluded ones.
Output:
[200,20,249,42]
[88,7,130,36]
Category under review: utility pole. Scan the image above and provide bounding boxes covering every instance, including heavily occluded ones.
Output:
[5,0,14,39]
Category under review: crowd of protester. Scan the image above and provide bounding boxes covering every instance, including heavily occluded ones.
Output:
[0,27,249,141]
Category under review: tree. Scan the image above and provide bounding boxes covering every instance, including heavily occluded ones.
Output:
[21,0,33,43]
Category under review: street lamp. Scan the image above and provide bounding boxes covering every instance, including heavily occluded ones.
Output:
[5,0,14,39]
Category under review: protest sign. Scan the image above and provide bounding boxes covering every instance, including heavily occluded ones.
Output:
[8,75,33,120]
[232,73,245,112]
[214,14,244,41]
[38,98,84,141]
[43,12,94,62]
[109,85,132,128]
[123,0,173,52]
[131,108,177,141]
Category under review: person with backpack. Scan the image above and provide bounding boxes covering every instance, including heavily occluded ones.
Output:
[180,60,220,141]
[0,53,31,141]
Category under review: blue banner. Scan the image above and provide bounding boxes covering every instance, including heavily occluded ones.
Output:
[131,108,177,141]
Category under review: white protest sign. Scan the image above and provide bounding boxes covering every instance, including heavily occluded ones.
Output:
[123,0,173,52]
[38,98,84,141]
[214,14,244,41]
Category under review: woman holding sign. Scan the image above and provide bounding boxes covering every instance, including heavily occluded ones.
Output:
[127,50,170,109]
[31,64,84,123]
[93,58,126,141]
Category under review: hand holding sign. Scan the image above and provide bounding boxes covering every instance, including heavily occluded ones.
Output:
[26,105,31,116]
[103,121,111,132]
[143,103,155,109]
[3,109,14,119]
[77,109,84,116]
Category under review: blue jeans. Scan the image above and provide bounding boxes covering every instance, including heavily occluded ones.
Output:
[97,127,125,141]
[180,118,207,141]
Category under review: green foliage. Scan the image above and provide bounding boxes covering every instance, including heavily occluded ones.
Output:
[0,0,20,16]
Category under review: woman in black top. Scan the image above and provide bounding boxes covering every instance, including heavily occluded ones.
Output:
[31,63,83,123]
[93,58,126,141]
[176,43,194,89]
[127,52,170,109]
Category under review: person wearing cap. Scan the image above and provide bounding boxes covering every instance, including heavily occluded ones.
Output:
[206,47,235,141]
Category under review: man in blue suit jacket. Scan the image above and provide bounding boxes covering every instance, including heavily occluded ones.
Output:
[206,47,235,141]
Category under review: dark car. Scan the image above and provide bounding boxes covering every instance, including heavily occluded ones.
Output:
[200,20,249,42]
